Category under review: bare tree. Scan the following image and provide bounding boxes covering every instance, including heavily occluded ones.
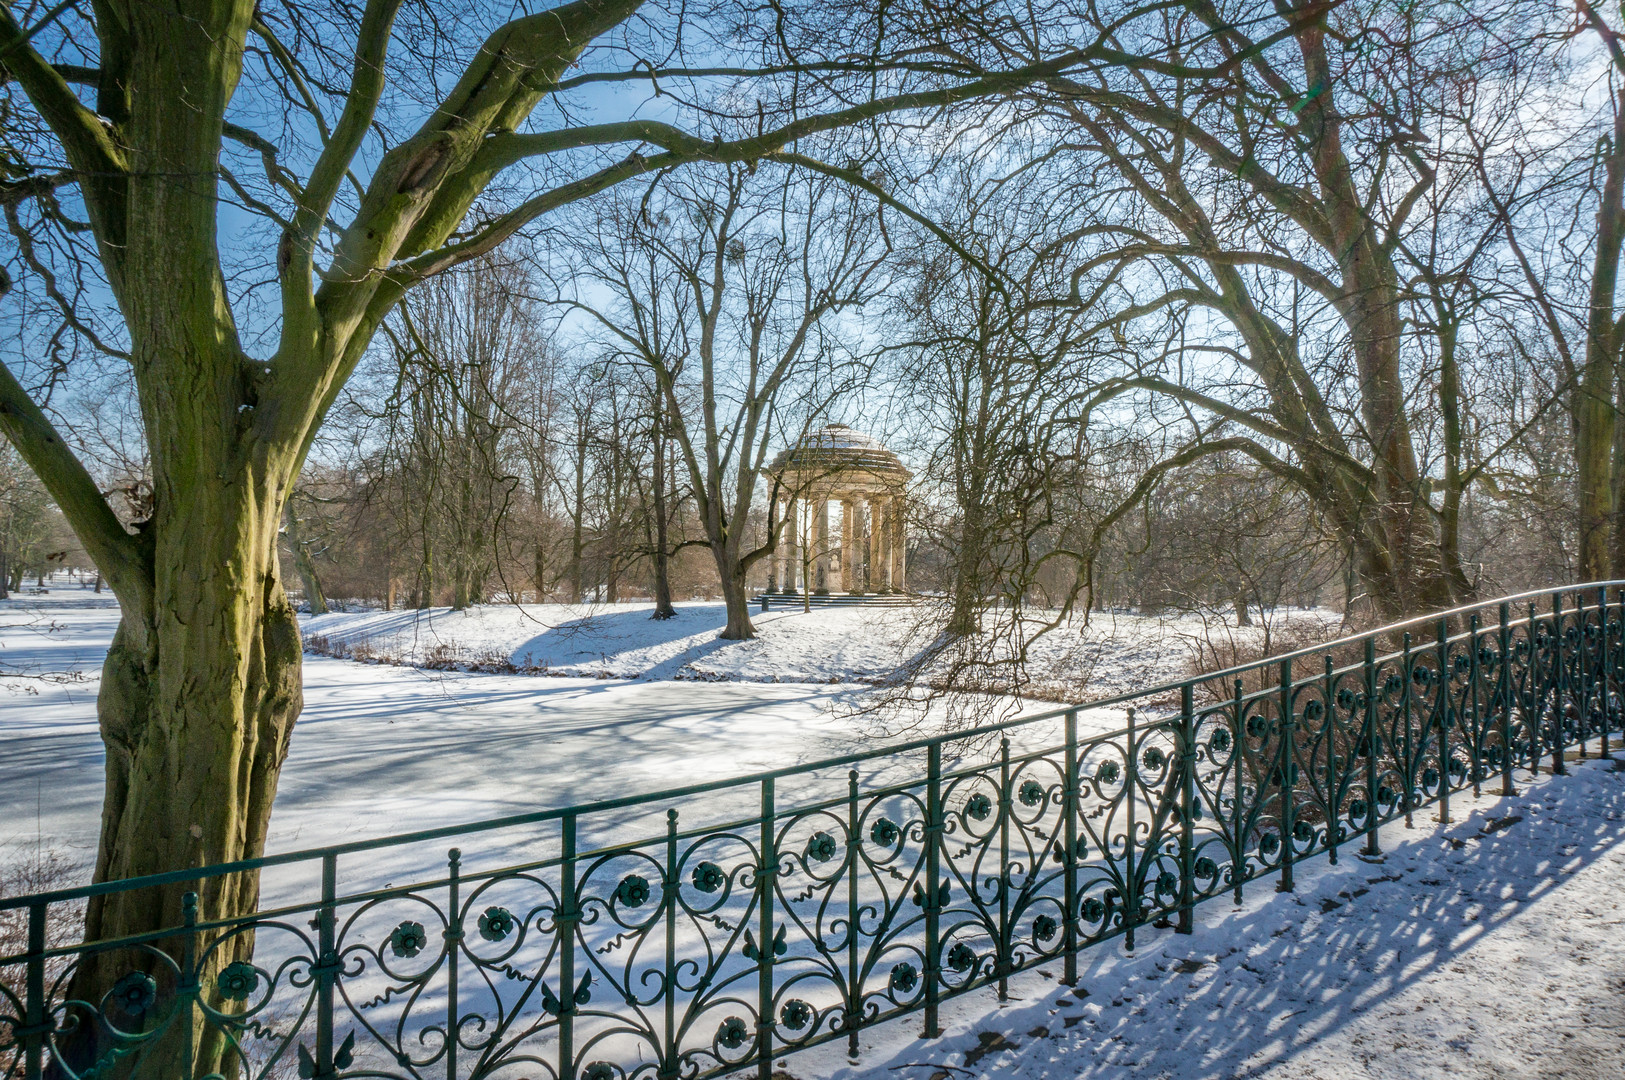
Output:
[563,164,889,637]
[883,0,1546,617]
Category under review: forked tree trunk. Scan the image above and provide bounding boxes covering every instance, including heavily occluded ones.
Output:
[285,507,329,614]
[0,1,1005,1075]
[62,482,302,1078]
[947,501,987,638]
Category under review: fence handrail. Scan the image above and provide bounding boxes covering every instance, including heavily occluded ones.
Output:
[4,580,1617,916]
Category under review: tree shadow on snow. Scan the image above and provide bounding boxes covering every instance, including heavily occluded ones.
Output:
[506,604,737,674]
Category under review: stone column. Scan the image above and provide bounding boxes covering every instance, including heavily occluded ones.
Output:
[890,493,906,593]
[840,498,855,593]
[766,499,780,593]
[783,496,799,593]
[867,496,883,594]
[875,498,892,592]
[814,497,830,594]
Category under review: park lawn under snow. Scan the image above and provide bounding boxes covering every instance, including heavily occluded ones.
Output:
[5,585,1623,1077]
[299,597,1341,700]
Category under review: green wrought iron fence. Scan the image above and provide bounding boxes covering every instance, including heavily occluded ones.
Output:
[4,584,1623,1080]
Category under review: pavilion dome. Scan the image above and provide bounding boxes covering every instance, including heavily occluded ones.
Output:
[770,423,912,481]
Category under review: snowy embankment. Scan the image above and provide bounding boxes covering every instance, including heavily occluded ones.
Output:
[300,599,1342,699]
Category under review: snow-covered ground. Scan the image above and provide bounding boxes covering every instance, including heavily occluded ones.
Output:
[4,584,1621,1078]
[300,597,1339,700]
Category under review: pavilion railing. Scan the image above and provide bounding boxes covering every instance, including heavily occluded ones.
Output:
[3,584,1623,1080]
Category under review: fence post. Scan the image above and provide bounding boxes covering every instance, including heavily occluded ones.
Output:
[663,810,679,1080]
[1278,658,1295,894]
[1363,639,1381,857]
[181,893,199,1080]
[1551,593,1567,775]
[756,780,775,1080]
[447,847,462,1080]
[1322,656,1338,866]
[317,853,337,1078]
[1594,586,1607,754]
[1581,588,1593,755]
[923,743,942,1038]
[1468,614,1482,798]
[1611,588,1623,758]
[559,817,579,1080]
[1603,587,1614,759]
[1232,679,1246,903]
[846,770,861,1057]
[1500,602,1516,797]
[1588,587,1604,754]
[1177,684,1196,934]
[1123,707,1138,950]
[1062,710,1079,984]
[1402,633,1415,829]
[1436,618,1452,825]
[1528,602,1543,776]
[997,738,1012,1001]
[23,901,44,1080]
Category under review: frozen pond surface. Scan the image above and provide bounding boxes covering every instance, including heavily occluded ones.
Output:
[0,588,937,863]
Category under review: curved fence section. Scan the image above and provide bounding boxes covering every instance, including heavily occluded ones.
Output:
[3,585,1623,1079]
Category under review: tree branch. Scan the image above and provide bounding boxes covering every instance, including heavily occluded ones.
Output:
[0,353,147,611]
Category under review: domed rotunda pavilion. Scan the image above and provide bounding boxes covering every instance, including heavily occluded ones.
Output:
[763,423,911,602]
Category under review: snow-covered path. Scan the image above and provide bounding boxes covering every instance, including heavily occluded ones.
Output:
[801,757,1625,1080]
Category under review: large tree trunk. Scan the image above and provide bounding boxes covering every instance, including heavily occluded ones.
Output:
[0,0,979,1072]
[534,541,549,603]
[1587,102,1625,581]
[650,415,675,619]
[62,480,302,1077]
[947,525,986,638]
[715,545,755,639]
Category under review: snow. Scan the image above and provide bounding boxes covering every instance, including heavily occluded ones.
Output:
[302,600,925,683]
[0,590,883,863]
[5,585,1622,1078]
[299,599,1338,701]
